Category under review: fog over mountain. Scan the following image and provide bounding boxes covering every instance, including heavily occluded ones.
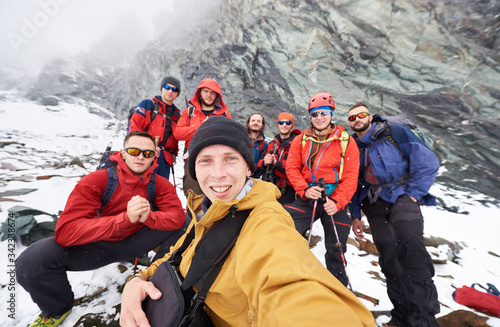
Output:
[1,0,500,201]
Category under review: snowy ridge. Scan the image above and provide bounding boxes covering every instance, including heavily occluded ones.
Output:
[0,94,499,326]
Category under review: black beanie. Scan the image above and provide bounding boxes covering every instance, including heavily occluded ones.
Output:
[188,116,256,180]
[160,76,181,95]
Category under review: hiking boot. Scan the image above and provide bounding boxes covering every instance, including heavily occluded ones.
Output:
[384,317,403,327]
[28,309,71,327]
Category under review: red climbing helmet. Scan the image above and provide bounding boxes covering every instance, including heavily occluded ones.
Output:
[308,93,335,111]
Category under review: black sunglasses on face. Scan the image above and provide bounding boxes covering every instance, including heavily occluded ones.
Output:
[348,112,369,121]
[163,84,179,93]
[278,120,292,125]
[124,147,156,158]
[310,110,331,118]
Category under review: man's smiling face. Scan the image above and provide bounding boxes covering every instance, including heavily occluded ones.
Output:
[195,144,251,203]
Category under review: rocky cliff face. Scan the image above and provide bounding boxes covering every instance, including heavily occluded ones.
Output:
[28,0,500,201]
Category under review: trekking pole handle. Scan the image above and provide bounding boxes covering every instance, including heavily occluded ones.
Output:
[155,136,161,147]
[317,178,327,202]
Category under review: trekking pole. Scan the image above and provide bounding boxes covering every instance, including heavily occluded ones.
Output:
[307,199,318,246]
[263,143,278,183]
[306,177,324,246]
[133,257,138,275]
[319,178,352,290]
[171,164,177,188]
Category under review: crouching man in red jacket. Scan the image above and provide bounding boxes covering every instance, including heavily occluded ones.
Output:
[16,131,188,327]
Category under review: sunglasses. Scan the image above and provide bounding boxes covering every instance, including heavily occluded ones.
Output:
[124,147,156,158]
[163,84,179,93]
[278,120,292,125]
[348,112,369,121]
[310,110,331,118]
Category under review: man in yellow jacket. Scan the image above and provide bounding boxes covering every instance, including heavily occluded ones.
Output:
[120,116,375,327]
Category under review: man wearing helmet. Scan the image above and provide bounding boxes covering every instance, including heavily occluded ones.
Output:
[284,93,360,287]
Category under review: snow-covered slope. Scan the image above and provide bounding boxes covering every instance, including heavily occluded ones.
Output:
[1,93,499,326]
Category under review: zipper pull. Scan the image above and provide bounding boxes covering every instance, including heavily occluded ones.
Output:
[230,204,238,218]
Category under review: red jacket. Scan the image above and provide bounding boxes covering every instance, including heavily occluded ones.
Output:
[257,129,302,187]
[286,124,360,211]
[128,96,180,165]
[173,78,231,151]
[54,152,185,247]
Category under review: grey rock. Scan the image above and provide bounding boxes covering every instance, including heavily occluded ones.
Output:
[27,0,500,201]
[40,95,59,106]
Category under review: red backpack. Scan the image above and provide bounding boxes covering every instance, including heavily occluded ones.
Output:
[453,283,500,317]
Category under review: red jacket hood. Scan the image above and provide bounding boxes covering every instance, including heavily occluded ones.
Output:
[189,78,228,113]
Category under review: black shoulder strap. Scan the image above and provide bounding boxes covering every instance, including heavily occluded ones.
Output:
[170,213,196,266]
[170,207,251,326]
[98,166,119,217]
[150,101,160,123]
[148,174,157,206]
[179,206,251,292]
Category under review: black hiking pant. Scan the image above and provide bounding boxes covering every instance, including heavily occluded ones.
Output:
[362,194,440,327]
[153,150,171,180]
[285,197,352,287]
[16,218,190,317]
[277,183,296,205]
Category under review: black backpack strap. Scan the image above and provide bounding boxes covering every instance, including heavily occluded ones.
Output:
[169,211,196,267]
[179,206,251,326]
[179,253,229,327]
[150,100,160,122]
[147,174,157,207]
[181,205,251,291]
[97,166,119,218]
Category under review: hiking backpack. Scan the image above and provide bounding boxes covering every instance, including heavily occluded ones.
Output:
[372,115,435,150]
[358,115,438,204]
[453,283,500,317]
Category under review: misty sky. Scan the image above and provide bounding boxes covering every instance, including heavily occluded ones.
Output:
[0,0,175,73]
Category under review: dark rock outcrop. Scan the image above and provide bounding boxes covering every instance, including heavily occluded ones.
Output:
[437,309,491,327]
[27,0,500,201]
